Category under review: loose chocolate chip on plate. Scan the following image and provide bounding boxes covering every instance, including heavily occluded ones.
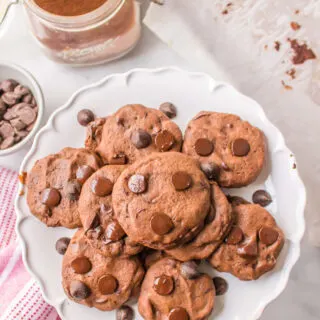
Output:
[237,241,258,258]
[252,190,272,207]
[180,261,201,279]
[153,274,174,295]
[65,180,82,200]
[131,129,152,149]
[55,237,70,255]
[98,275,118,295]
[168,307,189,320]
[155,130,175,152]
[213,277,228,296]
[195,138,214,156]
[150,213,173,235]
[117,305,134,320]
[105,221,125,241]
[259,227,279,245]
[231,138,250,157]
[71,257,92,274]
[91,177,113,197]
[70,280,91,299]
[41,188,61,207]
[76,165,94,184]
[200,162,220,180]
[172,171,192,191]
[0,79,18,93]
[1,92,20,106]
[128,174,147,194]
[77,109,95,126]
[226,226,243,245]
[159,102,177,118]
[109,153,127,165]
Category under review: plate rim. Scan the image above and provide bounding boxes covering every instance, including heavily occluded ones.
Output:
[14,66,307,320]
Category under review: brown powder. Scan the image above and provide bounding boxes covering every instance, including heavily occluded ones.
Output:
[286,68,296,79]
[34,0,108,16]
[290,21,301,31]
[289,39,317,65]
[274,41,281,51]
[281,80,293,90]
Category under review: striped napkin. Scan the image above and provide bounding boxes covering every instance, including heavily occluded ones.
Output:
[0,167,59,320]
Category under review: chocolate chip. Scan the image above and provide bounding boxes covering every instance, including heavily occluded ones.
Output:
[128,174,147,194]
[71,257,92,274]
[85,214,100,231]
[259,227,279,245]
[16,130,29,138]
[0,79,18,93]
[159,102,177,118]
[3,108,16,121]
[155,130,175,152]
[150,214,173,235]
[153,275,174,295]
[98,275,118,295]
[70,280,91,299]
[116,305,134,320]
[0,98,7,113]
[10,118,27,131]
[226,226,243,244]
[76,165,94,184]
[0,121,14,138]
[172,172,192,191]
[168,307,189,320]
[109,154,127,165]
[77,109,95,126]
[195,138,214,156]
[22,94,33,104]
[14,85,30,97]
[252,190,272,207]
[55,237,70,255]
[180,261,201,279]
[65,180,82,200]
[105,221,125,241]
[1,92,20,106]
[213,277,228,296]
[17,106,37,125]
[231,138,250,157]
[237,241,258,258]
[41,188,61,207]
[227,195,250,206]
[131,130,152,149]
[91,177,113,196]
[200,162,220,180]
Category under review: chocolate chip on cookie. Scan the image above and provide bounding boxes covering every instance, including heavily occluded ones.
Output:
[91,177,113,196]
[259,227,279,245]
[98,275,118,295]
[252,190,272,207]
[70,280,91,300]
[155,130,175,152]
[41,188,61,207]
[65,180,82,201]
[109,154,127,165]
[128,174,147,194]
[226,226,243,245]
[172,172,192,191]
[105,221,125,241]
[231,138,250,157]
[237,241,258,258]
[71,257,92,274]
[131,129,152,149]
[76,165,94,184]
[55,237,71,255]
[153,274,174,295]
[151,214,174,235]
[195,138,214,156]
[168,307,189,320]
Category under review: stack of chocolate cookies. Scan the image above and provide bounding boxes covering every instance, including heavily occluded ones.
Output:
[26,104,285,320]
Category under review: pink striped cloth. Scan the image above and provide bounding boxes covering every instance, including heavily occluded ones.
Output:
[0,167,60,320]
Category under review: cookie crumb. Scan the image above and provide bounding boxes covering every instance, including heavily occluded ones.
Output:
[295,9,300,14]
[274,41,281,51]
[289,39,316,65]
[290,21,301,31]
[227,2,233,7]
[222,9,228,15]
[19,190,25,196]
[281,80,293,90]
[18,172,27,184]
[286,68,296,80]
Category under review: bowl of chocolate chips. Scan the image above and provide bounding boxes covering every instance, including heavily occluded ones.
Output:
[0,62,43,155]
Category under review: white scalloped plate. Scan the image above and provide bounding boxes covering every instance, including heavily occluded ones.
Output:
[15,67,306,320]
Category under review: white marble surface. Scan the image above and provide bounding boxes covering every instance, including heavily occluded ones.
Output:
[0,2,319,320]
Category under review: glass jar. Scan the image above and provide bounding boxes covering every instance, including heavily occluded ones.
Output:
[23,0,141,66]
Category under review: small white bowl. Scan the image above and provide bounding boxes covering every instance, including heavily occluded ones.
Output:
[0,61,44,155]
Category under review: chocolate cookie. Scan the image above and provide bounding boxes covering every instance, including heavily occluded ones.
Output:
[183,111,266,187]
[85,104,183,164]
[138,258,215,320]
[112,152,211,250]
[208,204,284,280]
[78,165,143,257]
[166,182,233,261]
[27,147,101,228]
[62,229,145,311]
